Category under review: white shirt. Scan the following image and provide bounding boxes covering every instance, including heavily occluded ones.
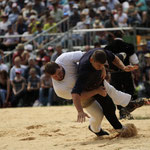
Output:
[52,51,85,99]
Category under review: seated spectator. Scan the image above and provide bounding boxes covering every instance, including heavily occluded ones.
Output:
[11,68,26,107]
[0,54,9,72]
[33,23,46,49]
[8,3,20,24]
[10,56,26,84]
[104,13,118,28]
[28,15,40,34]
[25,68,40,106]
[135,0,148,25]
[50,1,63,23]
[43,16,57,33]
[98,6,110,25]
[51,44,63,61]
[0,13,11,35]
[24,57,41,80]
[114,4,128,27]
[15,15,28,34]
[13,43,28,65]
[0,70,11,108]
[39,70,53,106]
[0,25,19,51]
[33,0,46,18]
[127,1,142,26]
[21,24,33,43]
[40,56,50,75]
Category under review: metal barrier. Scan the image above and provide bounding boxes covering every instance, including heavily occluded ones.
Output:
[3,16,70,63]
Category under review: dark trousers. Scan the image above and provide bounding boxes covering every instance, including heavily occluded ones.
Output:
[94,94,122,129]
[111,72,135,111]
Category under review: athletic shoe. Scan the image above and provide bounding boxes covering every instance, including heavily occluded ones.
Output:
[125,97,145,113]
[88,126,109,136]
[119,108,127,119]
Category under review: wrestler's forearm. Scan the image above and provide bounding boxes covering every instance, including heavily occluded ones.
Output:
[112,56,125,70]
[80,90,98,100]
[72,93,84,113]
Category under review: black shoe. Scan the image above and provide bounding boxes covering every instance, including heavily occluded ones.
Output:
[88,126,109,136]
[125,97,145,113]
[119,108,127,119]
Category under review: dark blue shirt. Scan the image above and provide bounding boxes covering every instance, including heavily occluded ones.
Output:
[72,48,115,94]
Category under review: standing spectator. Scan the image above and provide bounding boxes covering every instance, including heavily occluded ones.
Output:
[25,68,40,106]
[0,70,11,108]
[39,70,54,106]
[11,68,26,107]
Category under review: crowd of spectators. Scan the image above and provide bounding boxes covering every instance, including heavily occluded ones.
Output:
[0,0,150,108]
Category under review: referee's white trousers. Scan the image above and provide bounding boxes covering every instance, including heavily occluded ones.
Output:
[85,79,131,133]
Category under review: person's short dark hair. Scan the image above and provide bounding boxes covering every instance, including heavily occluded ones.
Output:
[91,50,107,64]
[94,42,101,48]
[45,62,60,75]
[114,30,124,38]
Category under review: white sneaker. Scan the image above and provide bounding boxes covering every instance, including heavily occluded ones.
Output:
[33,100,41,107]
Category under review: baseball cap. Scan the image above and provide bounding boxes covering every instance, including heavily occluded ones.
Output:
[15,68,21,74]
[24,44,33,51]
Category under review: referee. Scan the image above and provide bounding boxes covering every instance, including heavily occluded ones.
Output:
[104,31,139,119]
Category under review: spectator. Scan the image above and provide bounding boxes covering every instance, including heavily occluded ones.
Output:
[10,56,26,83]
[33,23,46,49]
[39,70,54,106]
[0,54,9,72]
[40,56,50,74]
[69,7,81,27]
[43,16,57,33]
[50,1,63,22]
[0,13,11,35]
[24,57,41,80]
[104,13,118,28]
[28,15,40,33]
[114,4,128,27]
[0,24,19,51]
[11,68,26,107]
[135,0,148,25]
[15,15,27,34]
[13,43,28,65]
[33,0,46,17]
[127,0,142,26]
[21,24,33,43]
[25,68,40,106]
[51,44,63,61]
[8,3,20,24]
[0,70,11,108]
[98,6,110,25]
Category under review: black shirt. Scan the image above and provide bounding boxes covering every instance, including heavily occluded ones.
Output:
[71,48,115,94]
